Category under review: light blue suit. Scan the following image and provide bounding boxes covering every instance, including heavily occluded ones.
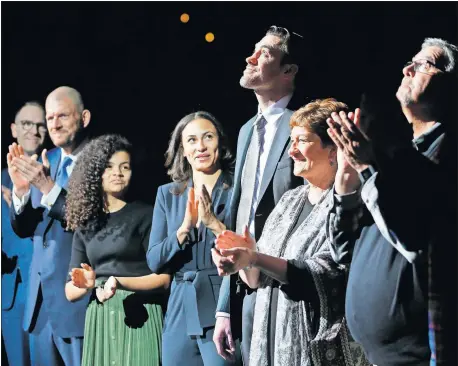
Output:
[10,147,90,366]
[2,168,33,366]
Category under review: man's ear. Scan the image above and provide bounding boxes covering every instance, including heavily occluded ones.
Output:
[283,64,299,77]
[11,123,17,138]
[81,110,91,128]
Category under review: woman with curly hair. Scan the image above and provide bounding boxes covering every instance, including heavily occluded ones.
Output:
[64,134,170,366]
[147,111,234,366]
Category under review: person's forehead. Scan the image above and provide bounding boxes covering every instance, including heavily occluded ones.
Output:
[183,118,217,133]
[16,105,45,122]
[45,97,75,114]
[413,46,444,63]
[255,34,282,50]
[291,126,314,136]
[109,151,131,162]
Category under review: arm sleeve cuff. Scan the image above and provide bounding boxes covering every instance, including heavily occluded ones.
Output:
[40,184,61,210]
[12,188,31,214]
[215,312,230,319]
[334,189,361,210]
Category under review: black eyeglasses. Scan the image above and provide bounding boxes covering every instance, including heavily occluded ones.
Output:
[17,120,47,134]
[404,59,444,74]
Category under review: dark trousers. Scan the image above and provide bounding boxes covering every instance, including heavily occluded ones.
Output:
[241,291,256,366]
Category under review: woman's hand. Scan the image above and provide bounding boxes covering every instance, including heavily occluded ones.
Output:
[218,247,256,276]
[215,226,256,250]
[198,184,225,235]
[177,188,199,243]
[96,276,117,303]
[180,187,199,231]
[69,263,96,289]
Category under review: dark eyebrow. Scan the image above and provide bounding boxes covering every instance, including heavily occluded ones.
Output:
[19,119,46,125]
[254,43,277,52]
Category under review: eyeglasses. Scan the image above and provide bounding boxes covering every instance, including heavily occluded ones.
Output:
[17,120,47,134]
[268,25,303,39]
[404,59,444,74]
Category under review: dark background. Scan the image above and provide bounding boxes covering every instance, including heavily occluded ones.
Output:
[2,2,457,203]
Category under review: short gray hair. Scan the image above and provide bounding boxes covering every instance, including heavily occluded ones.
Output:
[422,37,458,73]
[14,101,45,122]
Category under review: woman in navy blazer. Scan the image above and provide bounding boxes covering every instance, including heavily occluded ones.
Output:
[147,111,234,366]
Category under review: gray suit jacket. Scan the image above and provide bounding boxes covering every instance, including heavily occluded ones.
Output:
[216,109,303,336]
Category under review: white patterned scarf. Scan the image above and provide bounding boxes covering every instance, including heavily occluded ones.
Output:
[250,185,370,366]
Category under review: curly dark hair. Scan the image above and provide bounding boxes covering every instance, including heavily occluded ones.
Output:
[165,111,234,186]
[65,134,132,232]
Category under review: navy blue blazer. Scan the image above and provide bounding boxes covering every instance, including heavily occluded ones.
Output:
[216,109,304,322]
[10,147,89,337]
[147,171,233,335]
[1,168,33,313]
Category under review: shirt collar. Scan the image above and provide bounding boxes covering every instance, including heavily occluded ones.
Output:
[60,148,78,164]
[412,122,444,152]
[256,93,293,125]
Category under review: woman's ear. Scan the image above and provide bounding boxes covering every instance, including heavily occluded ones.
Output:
[328,146,337,166]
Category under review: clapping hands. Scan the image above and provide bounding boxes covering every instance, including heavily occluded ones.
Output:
[212,226,257,276]
[96,276,117,303]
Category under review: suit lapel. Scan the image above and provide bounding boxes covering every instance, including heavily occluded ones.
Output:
[230,116,256,225]
[49,148,61,181]
[258,110,293,202]
[234,116,256,190]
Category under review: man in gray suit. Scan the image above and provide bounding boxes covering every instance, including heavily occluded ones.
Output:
[211,26,304,364]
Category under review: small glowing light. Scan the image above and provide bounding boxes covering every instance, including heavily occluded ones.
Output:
[180,13,190,23]
[205,32,215,43]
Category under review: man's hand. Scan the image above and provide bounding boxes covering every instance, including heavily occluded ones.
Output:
[1,185,12,207]
[213,317,235,362]
[326,108,374,173]
[7,143,30,198]
[10,148,55,195]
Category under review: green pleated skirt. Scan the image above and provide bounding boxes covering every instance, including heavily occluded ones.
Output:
[82,287,163,366]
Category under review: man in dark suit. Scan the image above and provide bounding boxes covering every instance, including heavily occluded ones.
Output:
[2,102,47,366]
[8,86,91,366]
[211,26,304,364]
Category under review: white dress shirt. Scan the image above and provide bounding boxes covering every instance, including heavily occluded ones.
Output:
[12,149,78,214]
[241,93,293,238]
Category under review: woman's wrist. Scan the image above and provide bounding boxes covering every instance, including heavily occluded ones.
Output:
[244,250,258,271]
[208,218,225,235]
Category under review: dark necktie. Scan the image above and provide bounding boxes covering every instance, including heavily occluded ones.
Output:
[236,114,267,235]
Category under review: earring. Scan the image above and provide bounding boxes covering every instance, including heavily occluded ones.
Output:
[329,160,335,167]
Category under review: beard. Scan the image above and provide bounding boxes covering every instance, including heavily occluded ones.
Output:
[396,82,415,107]
[240,73,259,89]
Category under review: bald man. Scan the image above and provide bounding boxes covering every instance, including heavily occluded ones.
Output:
[2,102,47,366]
[8,86,91,366]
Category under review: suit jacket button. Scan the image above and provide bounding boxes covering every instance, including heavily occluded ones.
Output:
[43,241,48,248]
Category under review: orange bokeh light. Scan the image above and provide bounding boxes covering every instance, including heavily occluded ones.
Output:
[180,13,190,23]
[205,32,215,43]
